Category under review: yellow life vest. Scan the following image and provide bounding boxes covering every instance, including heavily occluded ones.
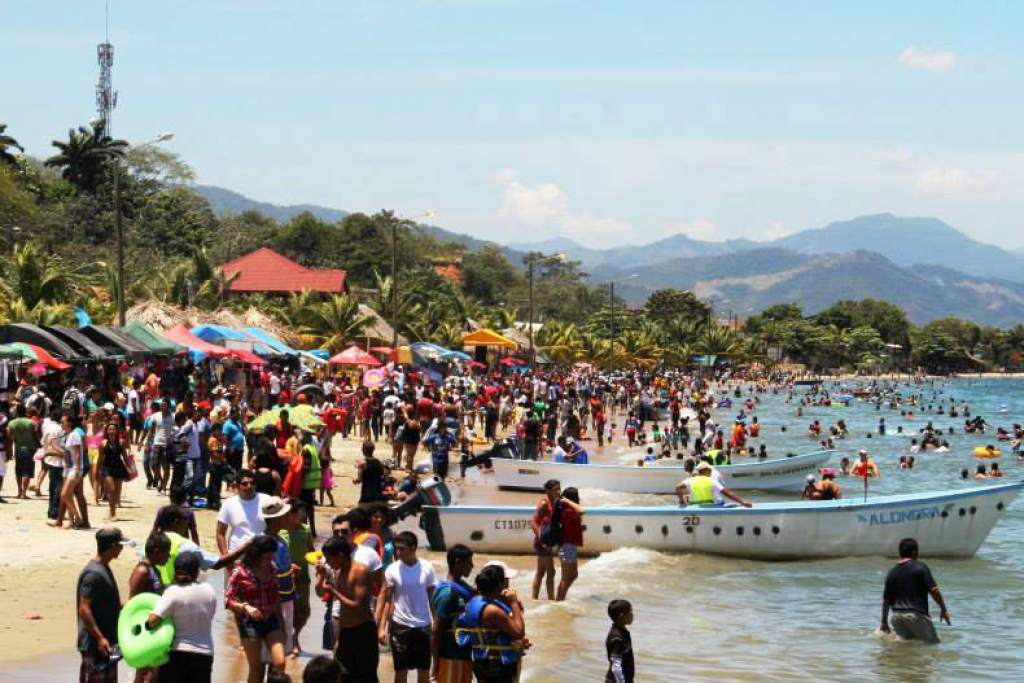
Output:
[156,531,186,586]
[689,475,715,506]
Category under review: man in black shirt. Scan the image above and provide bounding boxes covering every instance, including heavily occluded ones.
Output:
[523,411,541,460]
[881,537,951,644]
[605,599,635,683]
[77,527,128,681]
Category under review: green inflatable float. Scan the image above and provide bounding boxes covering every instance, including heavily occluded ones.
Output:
[116,592,175,669]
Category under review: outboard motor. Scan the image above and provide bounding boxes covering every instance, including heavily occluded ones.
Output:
[458,438,520,477]
[392,477,451,551]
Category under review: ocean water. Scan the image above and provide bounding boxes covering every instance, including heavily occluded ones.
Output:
[463,378,1024,682]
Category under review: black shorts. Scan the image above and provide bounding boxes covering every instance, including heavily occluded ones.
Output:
[235,613,281,640]
[336,620,379,681]
[390,622,431,671]
[159,651,213,683]
[15,447,35,478]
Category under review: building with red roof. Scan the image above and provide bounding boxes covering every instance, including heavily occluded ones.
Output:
[220,247,349,297]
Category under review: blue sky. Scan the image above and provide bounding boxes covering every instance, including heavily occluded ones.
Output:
[4,1,1023,247]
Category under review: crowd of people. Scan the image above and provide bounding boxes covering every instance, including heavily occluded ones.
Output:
[1,357,1001,681]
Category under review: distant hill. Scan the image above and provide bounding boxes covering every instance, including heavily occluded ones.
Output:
[772,214,1024,282]
[195,185,350,223]
[195,184,526,263]
[593,248,1024,327]
[513,213,1024,282]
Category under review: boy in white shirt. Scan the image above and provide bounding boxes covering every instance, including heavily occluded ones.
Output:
[378,531,437,683]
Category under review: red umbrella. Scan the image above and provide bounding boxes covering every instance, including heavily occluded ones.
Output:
[468,361,486,370]
[498,357,526,366]
[368,346,394,355]
[329,346,382,367]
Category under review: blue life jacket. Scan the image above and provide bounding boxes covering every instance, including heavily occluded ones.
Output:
[456,596,520,665]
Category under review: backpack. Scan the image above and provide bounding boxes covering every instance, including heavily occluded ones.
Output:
[538,500,564,546]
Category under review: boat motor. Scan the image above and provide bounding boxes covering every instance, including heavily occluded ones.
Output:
[458,437,520,477]
[392,476,451,551]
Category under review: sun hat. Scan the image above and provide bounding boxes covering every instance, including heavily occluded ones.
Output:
[695,461,713,473]
[482,559,519,579]
[261,496,291,519]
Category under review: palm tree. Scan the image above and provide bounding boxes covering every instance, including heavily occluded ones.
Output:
[45,123,127,193]
[0,124,23,166]
[0,242,89,309]
[303,295,373,351]
[0,298,75,326]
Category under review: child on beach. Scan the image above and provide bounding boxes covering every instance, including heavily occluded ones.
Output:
[606,599,635,683]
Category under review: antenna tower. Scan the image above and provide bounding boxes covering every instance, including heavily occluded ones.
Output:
[96,1,116,135]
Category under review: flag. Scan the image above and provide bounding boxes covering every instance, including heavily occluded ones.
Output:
[75,307,92,327]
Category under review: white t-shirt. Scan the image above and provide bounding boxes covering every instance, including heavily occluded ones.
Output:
[153,582,217,655]
[269,374,281,395]
[385,559,437,628]
[126,388,140,415]
[216,493,268,551]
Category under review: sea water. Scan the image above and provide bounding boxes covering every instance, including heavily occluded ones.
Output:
[476,378,1024,682]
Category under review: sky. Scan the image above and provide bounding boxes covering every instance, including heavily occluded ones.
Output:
[4,1,1024,248]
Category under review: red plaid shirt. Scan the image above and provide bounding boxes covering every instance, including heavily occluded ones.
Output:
[226,565,279,616]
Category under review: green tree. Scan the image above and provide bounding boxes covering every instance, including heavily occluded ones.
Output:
[45,123,127,194]
[461,245,522,305]
[0,124,24,166]
[133,187,217,257]
[644,288,711,324]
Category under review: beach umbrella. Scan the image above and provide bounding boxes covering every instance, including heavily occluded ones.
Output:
[309,349,330,360]
[3,342,71,370]
[28,362,48,376]
[369,346,394,355]
[247,404,324,431]
[329,346,382,366]
[498,357,526,367]
[441,349,473,361]
[362,367,387,388]
[468,361,487,370]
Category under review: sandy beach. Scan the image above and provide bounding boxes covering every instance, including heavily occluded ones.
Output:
[0,433,384,677]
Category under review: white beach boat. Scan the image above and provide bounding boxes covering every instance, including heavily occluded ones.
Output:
[487,450,833,493]
[408,483,1021,559]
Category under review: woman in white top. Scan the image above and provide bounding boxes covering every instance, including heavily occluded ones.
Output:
[148,551,217,683]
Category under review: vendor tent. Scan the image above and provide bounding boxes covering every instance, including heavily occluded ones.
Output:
[191,324,275,356]
[78,325,151,359]
[243,327,298,355]
[123,321,187,356]
[461,329,518,348]
[1,342,71,370]
[329,346,381,366]
[0,323,80,360]
[163,324,232,361]
[42,326,110,360]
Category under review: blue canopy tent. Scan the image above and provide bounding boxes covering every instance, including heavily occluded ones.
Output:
[243,327,297,355]
[191,324,277,356]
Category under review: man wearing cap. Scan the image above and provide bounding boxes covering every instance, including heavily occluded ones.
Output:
[675,461,753,507]
[77,528,128,682]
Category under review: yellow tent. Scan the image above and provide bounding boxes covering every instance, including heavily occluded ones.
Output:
[461,328,518,348]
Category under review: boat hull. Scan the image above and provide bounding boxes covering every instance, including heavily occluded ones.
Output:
[411,483,1021,559]
[489,451,833,493]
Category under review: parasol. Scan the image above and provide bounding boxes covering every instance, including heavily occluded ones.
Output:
[329,346,382,367]
[498,357,527,367]
[247,404,324,431]
[362,367,387,388]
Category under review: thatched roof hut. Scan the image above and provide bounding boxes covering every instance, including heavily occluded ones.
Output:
[126,301,190,332]
[358,304,407,346]
[500,326,531,350]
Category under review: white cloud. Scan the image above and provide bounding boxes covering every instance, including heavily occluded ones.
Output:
[915,166,997,194]
[897,47,958,72]
[763,220,792,240]
[673,218,719,241]
[496,170,632,243]
[877,147,912,165]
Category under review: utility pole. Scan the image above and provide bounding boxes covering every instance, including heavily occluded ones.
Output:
[528,258,535,369]
[610,280,615,339]
[391,216,398,349]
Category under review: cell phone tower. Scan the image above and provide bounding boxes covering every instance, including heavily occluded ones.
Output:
[95,1,117,135]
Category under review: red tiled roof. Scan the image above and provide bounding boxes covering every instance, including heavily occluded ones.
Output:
[221,247,347,294]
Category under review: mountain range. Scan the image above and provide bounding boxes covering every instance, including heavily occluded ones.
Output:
[194,185,1024,327]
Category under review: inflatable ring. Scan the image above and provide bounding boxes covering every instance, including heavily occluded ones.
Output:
[305,550,323,565]
[974,446,1001,459]
[117,592,174,669]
